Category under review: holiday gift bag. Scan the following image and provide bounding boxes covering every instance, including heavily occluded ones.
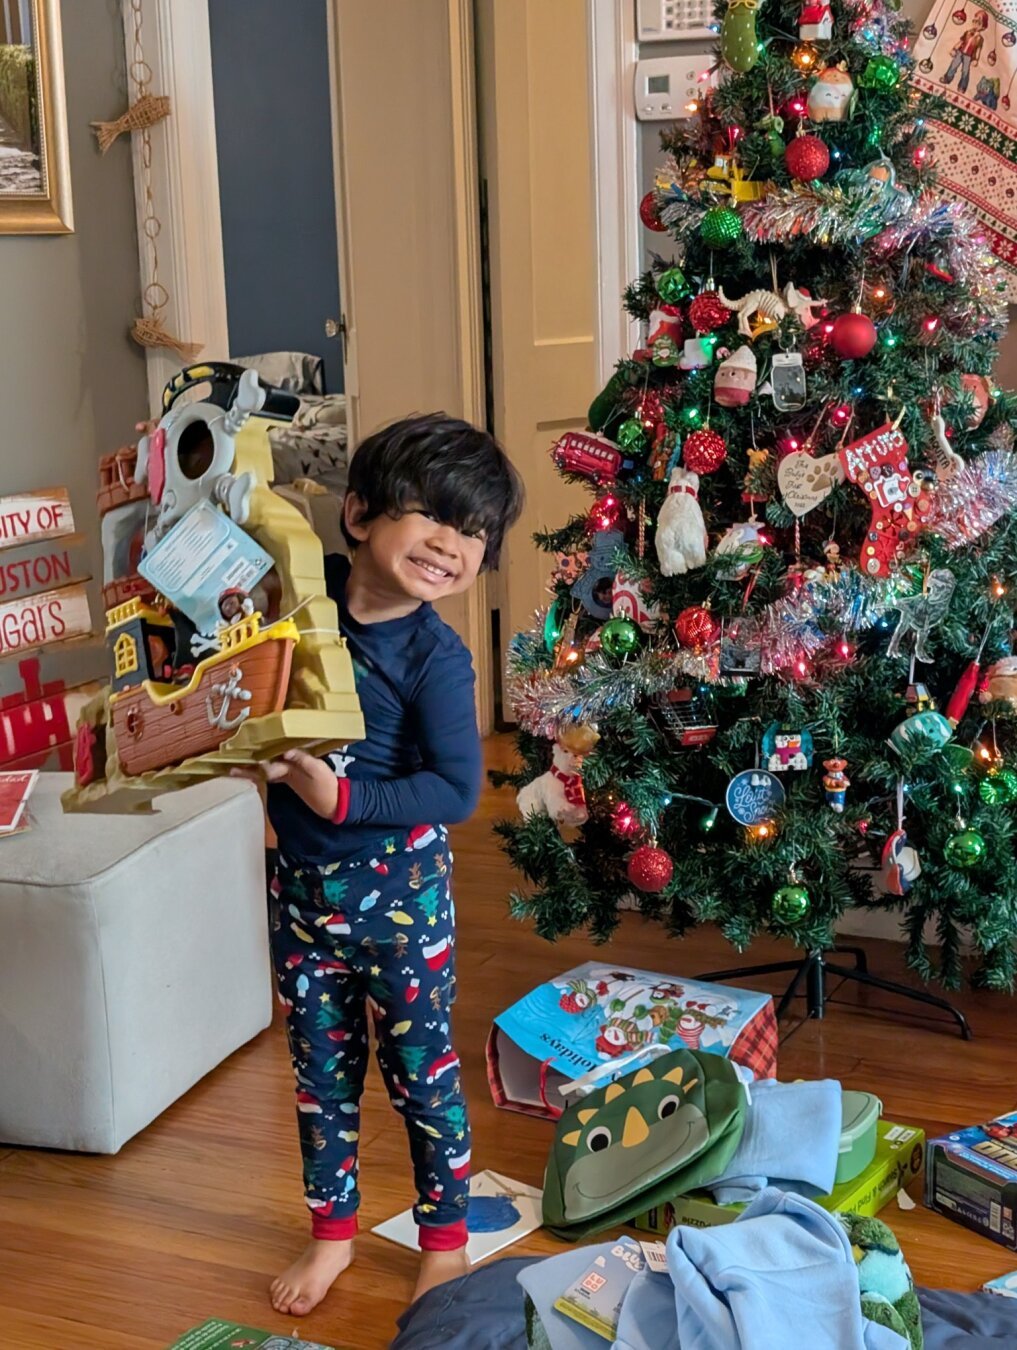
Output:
[542,1044,748,1239]
[487,962,777,1119]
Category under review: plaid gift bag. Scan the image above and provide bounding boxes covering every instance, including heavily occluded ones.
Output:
[487,962,777,1120]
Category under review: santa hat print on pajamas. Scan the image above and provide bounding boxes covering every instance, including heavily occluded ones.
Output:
[407,825,438,851]
[314,957,351,977]
[425,1050,460,1084]
[305,1196,334,1215]
[296,1091,322,1114]
[422,936,451,970]
[316,912,351,936]
[449,1148,471,1180]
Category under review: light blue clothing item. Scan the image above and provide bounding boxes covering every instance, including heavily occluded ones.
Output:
[706,1077,842,1204]
[517,1191,908,1350]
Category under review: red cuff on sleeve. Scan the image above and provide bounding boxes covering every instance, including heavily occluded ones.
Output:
[332,777,351,823]
[418,1219,469,1251]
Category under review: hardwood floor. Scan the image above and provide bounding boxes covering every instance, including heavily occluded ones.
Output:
[2,735,1016,1348]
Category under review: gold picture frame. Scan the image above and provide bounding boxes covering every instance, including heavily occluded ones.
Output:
[0,0,72,234]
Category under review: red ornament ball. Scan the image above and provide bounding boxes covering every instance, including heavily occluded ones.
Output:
[627,844,674,893]
[682,427,727,475]
[829,312,878,359]
[639,190,667,232]
[674,605,720,650]
[784,134,831,182]
[688,291,730,334]
[587,493,625,534]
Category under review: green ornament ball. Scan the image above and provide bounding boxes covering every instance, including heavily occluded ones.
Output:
[772,884,811,923]
[544,600,564,654]
[979,777,1003,805]
[995,768,1017,803]
[944,828,986,869]
[860,55,901,90]
[616,417,647,450]
[599,616,641,658]
[656,266,690,304]
[700,207,743,249]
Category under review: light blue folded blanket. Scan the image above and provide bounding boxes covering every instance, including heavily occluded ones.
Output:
[706,1077,843,1204]
[517,1189,909,1350]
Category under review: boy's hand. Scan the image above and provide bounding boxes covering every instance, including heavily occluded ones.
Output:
[230,750,340,819]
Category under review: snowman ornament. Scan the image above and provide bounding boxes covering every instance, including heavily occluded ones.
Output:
[808,66,856,122]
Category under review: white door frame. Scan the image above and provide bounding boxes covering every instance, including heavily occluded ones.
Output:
[587,0,641,385]
[121,0,230,414]
[120,0,493,731]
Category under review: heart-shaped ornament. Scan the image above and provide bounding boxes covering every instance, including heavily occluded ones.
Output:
[777,450,843,518]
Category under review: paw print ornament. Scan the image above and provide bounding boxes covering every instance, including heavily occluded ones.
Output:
[838,422,933,577]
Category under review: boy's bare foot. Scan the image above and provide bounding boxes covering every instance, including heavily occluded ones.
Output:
[269,1238,354,1316]
[411,1246,470,1305]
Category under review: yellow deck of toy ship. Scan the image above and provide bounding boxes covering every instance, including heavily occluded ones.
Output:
[63,406,364,813]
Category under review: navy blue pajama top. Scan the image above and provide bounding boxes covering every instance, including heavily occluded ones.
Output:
[267,554,482,865]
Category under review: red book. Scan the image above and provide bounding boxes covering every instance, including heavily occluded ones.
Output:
[0,770,38,835]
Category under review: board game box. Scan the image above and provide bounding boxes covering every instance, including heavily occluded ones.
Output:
[926,1111,1017,1252]
[634,1118,925,1235]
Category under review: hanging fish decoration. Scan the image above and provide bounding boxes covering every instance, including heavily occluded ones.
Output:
[91,93,172,154]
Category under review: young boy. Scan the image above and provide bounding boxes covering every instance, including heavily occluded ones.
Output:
[258,413,523,1316]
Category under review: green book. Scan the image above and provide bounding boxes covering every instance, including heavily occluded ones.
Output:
[166,1320,342,1350]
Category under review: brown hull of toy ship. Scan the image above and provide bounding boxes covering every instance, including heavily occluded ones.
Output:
[111,637,295,777]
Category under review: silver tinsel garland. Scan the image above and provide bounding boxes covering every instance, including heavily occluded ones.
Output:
[927,451,1017,549]
[741,178,913,247]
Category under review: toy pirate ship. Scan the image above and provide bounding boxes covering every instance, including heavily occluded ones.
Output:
[64,362,364,812]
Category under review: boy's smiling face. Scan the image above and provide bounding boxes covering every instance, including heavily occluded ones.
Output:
[344,495,487,605]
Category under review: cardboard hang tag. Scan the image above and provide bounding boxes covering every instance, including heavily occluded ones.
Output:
[777,450,843,518]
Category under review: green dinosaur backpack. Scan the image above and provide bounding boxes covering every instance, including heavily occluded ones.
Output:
[542,1045,748,1239]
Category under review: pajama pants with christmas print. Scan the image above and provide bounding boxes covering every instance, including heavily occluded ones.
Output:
[271,825,471,1250]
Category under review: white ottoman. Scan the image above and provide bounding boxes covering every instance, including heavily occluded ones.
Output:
[0,774,272,1152]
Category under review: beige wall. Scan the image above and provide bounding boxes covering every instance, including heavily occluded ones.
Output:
[637,17,1017,385]
[0,0,148,689]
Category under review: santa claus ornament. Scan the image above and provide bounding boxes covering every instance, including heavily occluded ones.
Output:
[713,346,757,407]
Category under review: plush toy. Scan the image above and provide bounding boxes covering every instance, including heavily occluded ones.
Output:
[714,345,758,407]
[981,656,1017,707]
[808,66,856,122]
[516,724,601,828]
[655,467,708,577]
[838,1213,923,1350]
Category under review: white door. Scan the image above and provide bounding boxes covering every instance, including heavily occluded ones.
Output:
[475,0,599,660]
[329,0,491,727]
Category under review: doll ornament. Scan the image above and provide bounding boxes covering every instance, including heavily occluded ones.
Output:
[713,345,758,407]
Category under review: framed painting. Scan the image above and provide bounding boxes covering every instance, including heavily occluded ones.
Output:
[0,0,71,233]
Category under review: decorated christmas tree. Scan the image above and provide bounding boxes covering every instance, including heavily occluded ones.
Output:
[496,0,1017,991]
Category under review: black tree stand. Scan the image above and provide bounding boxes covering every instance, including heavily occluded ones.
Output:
[696,946,973,1040]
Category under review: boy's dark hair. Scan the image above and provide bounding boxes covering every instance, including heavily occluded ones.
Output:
[341,412,524,570]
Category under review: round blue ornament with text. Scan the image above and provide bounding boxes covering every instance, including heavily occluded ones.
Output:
[725,769,786,826]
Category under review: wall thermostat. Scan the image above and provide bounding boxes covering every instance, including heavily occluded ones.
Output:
[634,53,717,121]
[637,0,717,42]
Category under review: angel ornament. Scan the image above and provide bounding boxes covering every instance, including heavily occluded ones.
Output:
[886,568,957,662]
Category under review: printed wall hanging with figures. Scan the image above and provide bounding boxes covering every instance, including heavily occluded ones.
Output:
[911,1,1017,299]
